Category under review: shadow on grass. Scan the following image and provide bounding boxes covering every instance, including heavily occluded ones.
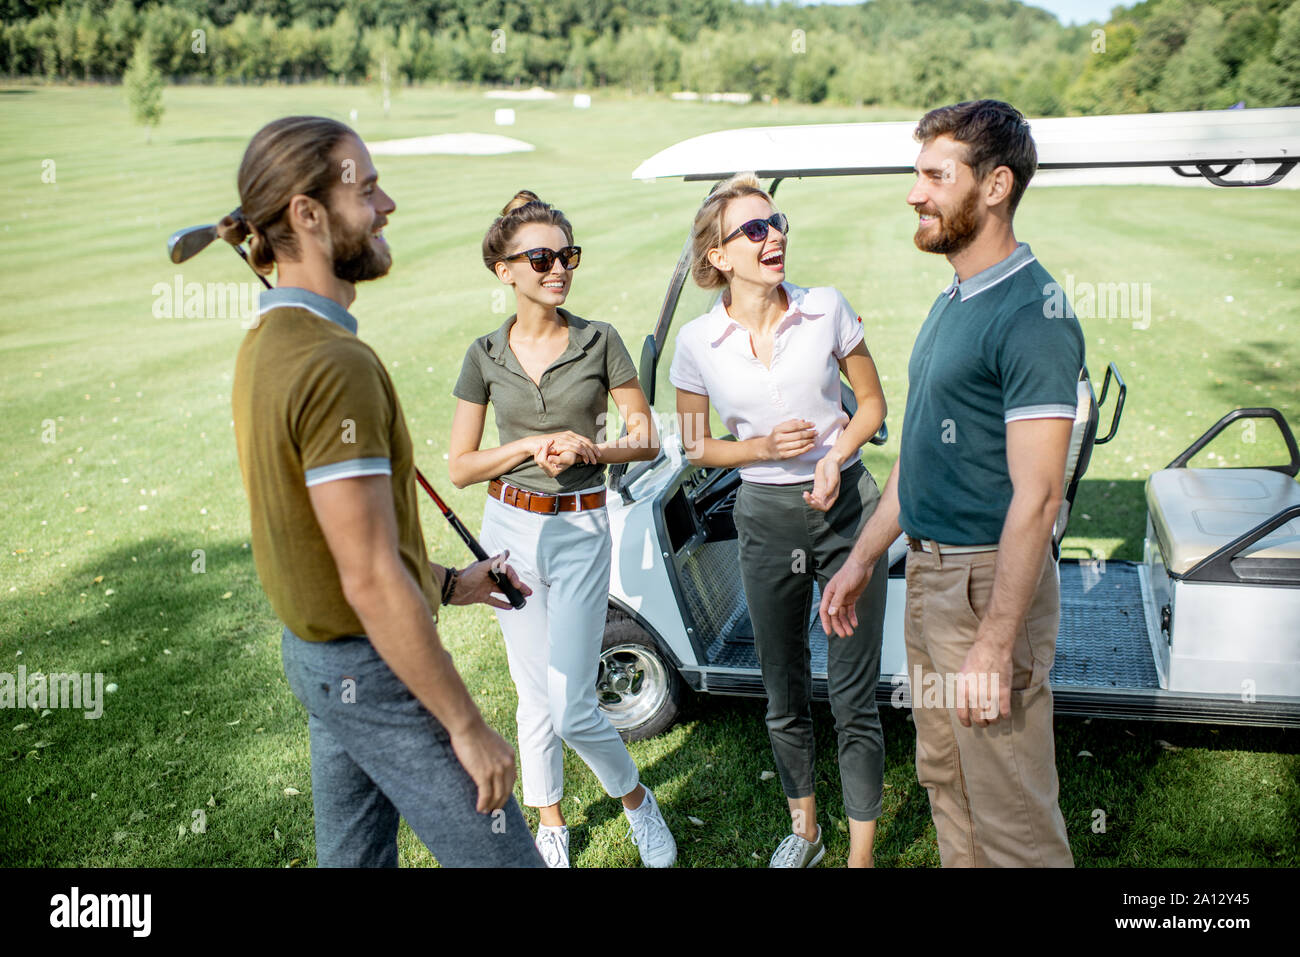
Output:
[1,535,314,866]
[1211,338,1300,400]
[1061,478,1147,561]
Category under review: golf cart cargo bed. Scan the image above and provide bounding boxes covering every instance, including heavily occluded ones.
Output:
[680,543,1300,728]
[693,549,1159,688]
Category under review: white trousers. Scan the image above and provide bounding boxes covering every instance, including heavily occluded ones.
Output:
[478,489,641,807]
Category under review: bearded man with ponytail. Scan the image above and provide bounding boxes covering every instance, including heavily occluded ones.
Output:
[227,116,542,867]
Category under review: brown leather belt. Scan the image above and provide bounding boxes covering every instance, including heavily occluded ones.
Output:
[489,479,606,514]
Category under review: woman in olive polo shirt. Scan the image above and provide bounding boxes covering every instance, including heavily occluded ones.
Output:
[447,191,676,869]
[669,172,891,868]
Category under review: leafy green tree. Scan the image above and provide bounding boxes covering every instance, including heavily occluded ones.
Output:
[52,4,75,79]
[789,55,827,104]
[326,8,365,81]
[1271,0,1300,101]
[25,14,59,80]
[1219,4,1273,74]
[102,0,139,75]
[74,5,101,80]
[2,0,1296,113]
[1154,6,1231,111]
[123,36,164,142]
[365,25,400,115]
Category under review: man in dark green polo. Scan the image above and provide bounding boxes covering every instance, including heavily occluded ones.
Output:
[821,100,1083,867]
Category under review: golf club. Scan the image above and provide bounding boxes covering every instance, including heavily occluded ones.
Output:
[167,215,527,609]
[168,223,272,289]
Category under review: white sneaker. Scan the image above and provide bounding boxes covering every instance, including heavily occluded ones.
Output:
[769,826,825,868]
[535,824,570,868]
[624,786,677,868]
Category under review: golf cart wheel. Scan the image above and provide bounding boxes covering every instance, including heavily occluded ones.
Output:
[597,612,682,742]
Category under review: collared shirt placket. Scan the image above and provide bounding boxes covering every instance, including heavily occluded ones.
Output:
[496,334,587,428]
[734,320,791,417]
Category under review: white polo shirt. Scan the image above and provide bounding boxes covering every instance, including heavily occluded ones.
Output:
[668,282,867,485]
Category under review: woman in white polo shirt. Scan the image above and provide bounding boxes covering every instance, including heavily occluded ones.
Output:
[669,172,890,868]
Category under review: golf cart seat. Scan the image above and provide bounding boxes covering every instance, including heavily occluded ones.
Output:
[1148,469,1300,575]
[1054,363,1125,555]
[1144,408,1300,698]
[1146,408,1300,580]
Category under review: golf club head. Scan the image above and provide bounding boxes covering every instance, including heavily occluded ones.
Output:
[167,224,218,264]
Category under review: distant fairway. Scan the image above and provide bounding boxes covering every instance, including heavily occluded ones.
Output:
[1,84,1297,867]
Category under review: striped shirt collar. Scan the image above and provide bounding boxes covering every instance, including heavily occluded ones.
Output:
[256,286,358,335]
[943,242,1036,302]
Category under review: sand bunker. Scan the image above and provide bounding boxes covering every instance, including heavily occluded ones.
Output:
[485,87,556,100]
[366,133,535,156]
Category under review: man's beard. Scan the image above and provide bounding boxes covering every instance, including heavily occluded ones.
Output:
[331,215,391,283]
[913,186,981,256]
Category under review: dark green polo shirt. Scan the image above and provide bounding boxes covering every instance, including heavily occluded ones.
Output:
[898,243,1085,545]
[453,309,639,494]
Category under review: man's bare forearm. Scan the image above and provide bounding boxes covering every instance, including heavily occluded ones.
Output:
[848,458,903,566]
[345,569,485,736]
[977,488,1060,652]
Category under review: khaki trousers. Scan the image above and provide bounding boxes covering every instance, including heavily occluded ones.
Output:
[903,543,1073,867]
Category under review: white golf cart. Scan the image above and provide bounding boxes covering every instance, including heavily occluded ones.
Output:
[594,107,1300,740]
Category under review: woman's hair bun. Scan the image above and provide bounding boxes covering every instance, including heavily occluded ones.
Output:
[483,190,574,273]
[501,190,542,216]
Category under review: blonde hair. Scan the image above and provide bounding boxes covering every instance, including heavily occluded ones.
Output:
[481,190,575,273]
[690,172,774,290]
[215,116,355,275]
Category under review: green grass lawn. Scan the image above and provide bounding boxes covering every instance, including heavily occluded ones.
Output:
[1,84,1296,867]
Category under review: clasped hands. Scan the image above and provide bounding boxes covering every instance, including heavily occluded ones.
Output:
[529,430,600,478]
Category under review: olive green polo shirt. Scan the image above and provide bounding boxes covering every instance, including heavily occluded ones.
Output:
[232,286,441,642]
[453,309,639,494]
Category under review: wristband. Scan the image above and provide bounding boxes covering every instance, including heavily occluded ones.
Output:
[440,566,459,606]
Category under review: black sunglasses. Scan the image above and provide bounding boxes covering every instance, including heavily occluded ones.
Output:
[503,246,582,272]
[721,212,789,245]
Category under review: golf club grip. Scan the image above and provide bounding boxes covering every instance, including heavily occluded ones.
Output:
[235,245,273,290]
[414,468,527,610]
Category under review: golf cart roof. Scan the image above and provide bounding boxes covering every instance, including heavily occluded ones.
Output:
[631,107,1300,185]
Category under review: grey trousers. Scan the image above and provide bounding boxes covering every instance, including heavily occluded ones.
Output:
[733,459,890,822]
[281,628,544,868]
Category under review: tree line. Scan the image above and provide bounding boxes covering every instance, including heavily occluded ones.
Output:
[3,0,1298,113]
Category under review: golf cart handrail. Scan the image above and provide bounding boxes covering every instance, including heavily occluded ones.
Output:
[1166,407,1300,477]
[1095,361,1126,445]
[632,107,1300,184]
[1181,503,1300,586]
